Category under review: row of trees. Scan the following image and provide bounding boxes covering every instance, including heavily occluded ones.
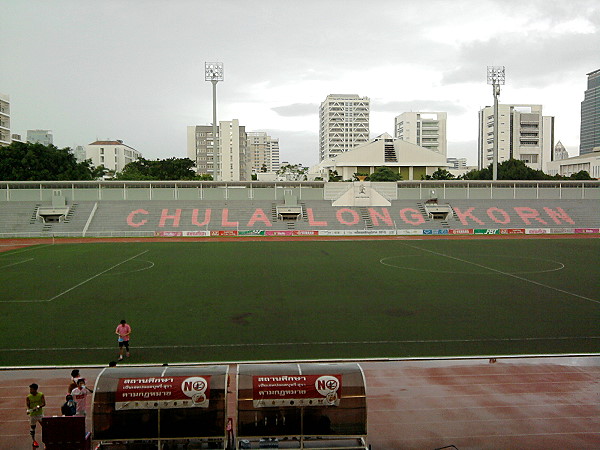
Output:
[425,159,592,180]
[0,142,212,181]
[0,142,106,181]
[0,142,593,181]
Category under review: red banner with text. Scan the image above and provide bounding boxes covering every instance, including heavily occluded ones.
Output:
[115,376,211,410]
[252,374,341,407]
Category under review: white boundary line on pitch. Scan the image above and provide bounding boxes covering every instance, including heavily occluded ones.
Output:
[0,336,598,352]
[400,243,600,305]
[0,258,33,269]
[0,243,52,255]
[0,250,149,303]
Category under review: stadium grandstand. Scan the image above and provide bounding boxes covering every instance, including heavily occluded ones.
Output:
[0,180,598,237]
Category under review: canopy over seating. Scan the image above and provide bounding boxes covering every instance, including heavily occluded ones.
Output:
[92,365,228,447]
[237,363,367,449]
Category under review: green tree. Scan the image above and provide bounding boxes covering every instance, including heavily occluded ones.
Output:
[460,159,550,180]
[327,169,342,182]
[368,167,403,181]
[115,157,199,180]
[569,170,593,180]
[0,141,100,180]
[423,168,456,180]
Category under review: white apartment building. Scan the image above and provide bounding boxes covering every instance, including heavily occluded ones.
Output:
[546,150,600,179]
[27,129,53,146]
[0,94,10,146]
[394,112,447,156]
[247,131,280,173]
[85,140,142,173]
[447,157,467,169]
[478,104,554,171]
[319,94,370,162]
[187,119,250,181]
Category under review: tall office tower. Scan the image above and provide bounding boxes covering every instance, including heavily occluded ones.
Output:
[187,119,250,181]
[247,132,280,173]
[394,112,447,156]
[580,69,600,155]
[0,94,10,146]
[27,129,53,146]
[553,141,569,161]
[477,104,554,171]
[319,94,370,162]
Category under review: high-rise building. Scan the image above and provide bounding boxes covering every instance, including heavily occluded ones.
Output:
[187,119,250,181]
[247,132,280,173]
[27,129,53,146]
[85,140,142,173]
[319,94,369,162]
[0,94,10,147]
[477,104,554,171]
[553,141,569,161]
[394,112,447,156]
[580,69,600,155]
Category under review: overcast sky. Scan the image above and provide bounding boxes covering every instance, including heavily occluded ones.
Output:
[2,0,598,167]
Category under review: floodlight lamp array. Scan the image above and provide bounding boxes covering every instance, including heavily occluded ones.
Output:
[205,62,224,81]
[486,66,505,85]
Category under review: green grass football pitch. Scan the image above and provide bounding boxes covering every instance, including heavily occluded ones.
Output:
[0,238,599,366]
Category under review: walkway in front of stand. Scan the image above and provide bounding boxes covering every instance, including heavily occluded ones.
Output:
[1,357,599,449]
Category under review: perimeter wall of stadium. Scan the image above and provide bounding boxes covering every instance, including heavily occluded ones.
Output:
[2,180,599,202]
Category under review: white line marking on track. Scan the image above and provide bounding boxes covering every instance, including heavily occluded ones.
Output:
[0,250,149,303]
[400,243,600,305]
[0,258,33,270]
[0,336,597,352]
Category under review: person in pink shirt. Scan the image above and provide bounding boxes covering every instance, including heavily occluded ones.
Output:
[115,319,132,361]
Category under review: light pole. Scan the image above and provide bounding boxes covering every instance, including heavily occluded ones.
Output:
[205,62,223,181]
[487,66,505,181]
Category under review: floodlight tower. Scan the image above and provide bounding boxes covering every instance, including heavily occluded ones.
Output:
[205,62,224,181]
[487,66,505,180]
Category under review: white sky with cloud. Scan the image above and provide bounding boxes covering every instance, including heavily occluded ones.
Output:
[1,0,598,167]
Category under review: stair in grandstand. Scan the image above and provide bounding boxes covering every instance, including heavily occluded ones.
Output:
[271,203,278,221]
[299,203,309,221]
[416,202,432,222]
[286,221,295,229]
[359,207,374,229]
[64,203,78,223]
[42,223,53,232]
[384,143,398,162]
[30,204,41,224]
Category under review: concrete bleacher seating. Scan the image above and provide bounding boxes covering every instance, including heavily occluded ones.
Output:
[1,198,598,237]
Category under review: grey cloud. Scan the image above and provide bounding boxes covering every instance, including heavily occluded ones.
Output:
[258,129,318,166]
[271,103,319,117]
[373,100,468,116]
[441,32,600,87]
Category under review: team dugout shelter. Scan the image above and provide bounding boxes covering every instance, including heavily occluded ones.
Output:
[237,363,367,449]
[92,365,229,449]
